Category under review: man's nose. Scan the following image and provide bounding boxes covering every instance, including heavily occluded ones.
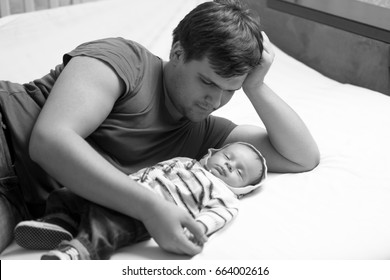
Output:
[206,90,223,109]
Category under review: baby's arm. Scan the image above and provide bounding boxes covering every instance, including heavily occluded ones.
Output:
[195,176,240,236]
[182,176,239,248]
[196,197,239,236]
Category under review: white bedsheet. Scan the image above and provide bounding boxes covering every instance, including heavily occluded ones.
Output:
[1,0,390,260]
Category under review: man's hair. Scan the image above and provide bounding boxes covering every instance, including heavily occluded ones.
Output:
[172,0,263,78]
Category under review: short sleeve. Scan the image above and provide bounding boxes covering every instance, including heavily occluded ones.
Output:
[63,37,150,99]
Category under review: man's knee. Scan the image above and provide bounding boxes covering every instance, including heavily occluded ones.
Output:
[46,188,86,214]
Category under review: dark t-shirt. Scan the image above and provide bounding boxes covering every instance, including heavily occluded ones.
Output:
[64,38,236,173]
[0,37,236,209]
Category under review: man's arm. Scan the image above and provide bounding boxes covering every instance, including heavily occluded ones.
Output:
[224,33,320,173]
[29,56,206,255]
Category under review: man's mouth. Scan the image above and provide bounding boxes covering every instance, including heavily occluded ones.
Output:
[197,102,213,112]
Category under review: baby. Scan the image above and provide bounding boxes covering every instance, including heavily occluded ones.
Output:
[14,142,267,260]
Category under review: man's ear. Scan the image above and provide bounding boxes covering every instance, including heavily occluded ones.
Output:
[170,41,184,62]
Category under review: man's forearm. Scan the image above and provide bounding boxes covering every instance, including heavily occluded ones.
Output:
[245,83,320,170]
[29,126,159,221]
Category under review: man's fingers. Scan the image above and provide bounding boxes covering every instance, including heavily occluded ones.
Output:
[261,31,271,46]
[142,202,206,256]
[175,232,204,256]
[261,31,274,55]
[183,218,208,244]
[152,227,202,256]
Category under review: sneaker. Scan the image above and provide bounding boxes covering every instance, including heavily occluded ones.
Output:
[14,220,73,250]
[41,246,80,260]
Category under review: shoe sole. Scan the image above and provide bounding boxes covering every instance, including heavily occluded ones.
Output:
[14,221,72,250]
[41,254,61,260]
[41,253,61,260]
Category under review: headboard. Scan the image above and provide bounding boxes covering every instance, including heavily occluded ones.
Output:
[0,0,100,17]
[242,0,390,96]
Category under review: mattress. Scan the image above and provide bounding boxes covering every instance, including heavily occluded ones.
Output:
[1,0,390,261]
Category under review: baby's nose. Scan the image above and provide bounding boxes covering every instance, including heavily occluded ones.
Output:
[225,162,233,172]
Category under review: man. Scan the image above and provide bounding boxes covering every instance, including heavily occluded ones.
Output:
[0,0,319,255]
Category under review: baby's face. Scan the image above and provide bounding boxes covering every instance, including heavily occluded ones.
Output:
[206,143,263,188]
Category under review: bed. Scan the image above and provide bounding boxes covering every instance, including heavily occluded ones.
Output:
[1,0,390,260]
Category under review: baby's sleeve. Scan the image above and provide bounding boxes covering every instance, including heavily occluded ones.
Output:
[195,174,240,236]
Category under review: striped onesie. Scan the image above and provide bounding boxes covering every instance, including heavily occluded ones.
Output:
[130,157,239,236]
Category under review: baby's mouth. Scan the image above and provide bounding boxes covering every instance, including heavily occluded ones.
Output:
[214,165,226,177]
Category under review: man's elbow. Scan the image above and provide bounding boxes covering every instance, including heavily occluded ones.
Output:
[300,149,321,172]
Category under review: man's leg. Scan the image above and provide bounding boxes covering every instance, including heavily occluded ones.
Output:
[0,192,22,253]
[0,111,29,253]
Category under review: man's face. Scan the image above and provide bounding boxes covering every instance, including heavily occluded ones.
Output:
[166,48,247,122]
